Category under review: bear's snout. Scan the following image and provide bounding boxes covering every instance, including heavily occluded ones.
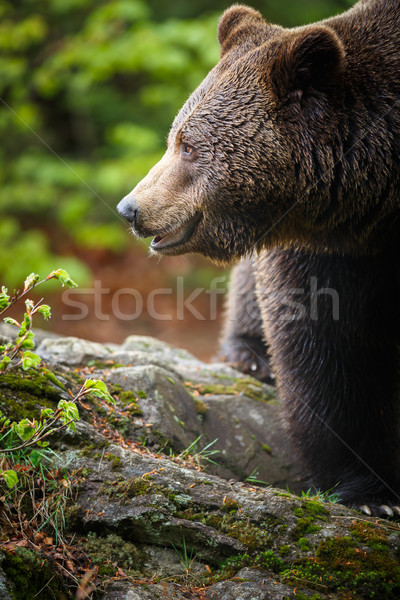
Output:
[117,195,140,228]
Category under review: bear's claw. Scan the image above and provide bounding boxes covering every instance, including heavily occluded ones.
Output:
[219,338,274,384]
[358,503,400,518]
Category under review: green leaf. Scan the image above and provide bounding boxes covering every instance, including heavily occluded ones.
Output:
[23,272,40,292]
[21,350,41,370]
[25,299,34,312]
[37,304,51,320]
[0,287,10,311]
[83,379,115,404]
[48,268,78,288]
[36,440,50,448]
[0,355,11,371]
[67,421,77,433]
[12,418,36,441]
[0,413,10,428]
[19,331,35,350]
[40,408,54,420]
[2,469,18,488]
[3,317,19,327]
[58,399,79,425]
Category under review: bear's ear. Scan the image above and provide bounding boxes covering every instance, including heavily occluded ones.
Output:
[270,26,345,100]
[218,5,266,56]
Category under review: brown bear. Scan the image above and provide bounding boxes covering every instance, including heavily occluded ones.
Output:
[117,0,400,516]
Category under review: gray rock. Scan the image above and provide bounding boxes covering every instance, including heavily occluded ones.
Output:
[207,567,325,600]
[107,339,299,489]
[107,365,201,450]
[121,335,199,364]
[118,334,248,384]
[99,580,203,599]
[200,394,300,491]
[36,335,113,365]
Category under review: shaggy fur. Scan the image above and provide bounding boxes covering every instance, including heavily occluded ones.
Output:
[118,0,400,513]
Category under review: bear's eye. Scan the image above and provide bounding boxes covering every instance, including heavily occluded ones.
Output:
[181,144,195,158]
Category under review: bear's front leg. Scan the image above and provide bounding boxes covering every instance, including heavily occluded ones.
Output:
[255,247,400,517]
[218,256,274,383]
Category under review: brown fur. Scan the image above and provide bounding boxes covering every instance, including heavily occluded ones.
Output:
[118,1,400,512]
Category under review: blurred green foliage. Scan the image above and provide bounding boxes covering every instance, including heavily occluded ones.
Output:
[0,0,353,286]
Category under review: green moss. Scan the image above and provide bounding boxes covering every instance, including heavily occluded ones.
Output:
[83,532,147,576]
[257,550,285,573]
[213,550,284,583]
[293,507,303,518]
[291,517,321,540]
[109,383,123,394]
[297,537,310,552]
[105,476,152,499]
[183,379,274,403]
[302,499,329,517]
[175,507,276,551]
[118,390,143,414]
[281,535,400,597]
[2,547,67,599]
[215,553,251,580]
[317,536,400,596]
[230,521,274,549]
[105,453,123,470]
[80,467,93,477]
[0,368,63,421]
[98,476,184,506]
[279,544,291,556]
[261,443,272,454]
[274,491,292,499]
[193,399,207,415]
[221,497,239,513]
[350,521,389,552]
[87,359,124,369]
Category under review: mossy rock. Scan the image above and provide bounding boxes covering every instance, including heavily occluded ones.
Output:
[83,532,147,577]
[0,368,65,422]
[183,378,275,403]
[1,547,67,600]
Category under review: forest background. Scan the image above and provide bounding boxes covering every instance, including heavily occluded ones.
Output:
[0,0,353,359]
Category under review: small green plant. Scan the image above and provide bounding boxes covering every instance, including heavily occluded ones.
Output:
[245,468,270,487]
[171,536,202,586]
[300,486,340,504]
[0,379,114,490]
[0,441,75,544]
[0,270,114,489]
[0,269,115,555]
[176,435,219,469]
[0,269,77,374]
[172,536,196,572]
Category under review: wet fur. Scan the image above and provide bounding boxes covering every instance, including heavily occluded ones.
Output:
[122,0,400,509]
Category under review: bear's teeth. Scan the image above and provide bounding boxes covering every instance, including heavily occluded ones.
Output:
[151,213,201,250]
[152,225,185,249]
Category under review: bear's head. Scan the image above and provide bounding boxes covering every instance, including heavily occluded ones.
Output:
[118,5,346,261]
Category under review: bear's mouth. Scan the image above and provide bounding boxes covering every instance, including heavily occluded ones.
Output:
[150,212,202,251]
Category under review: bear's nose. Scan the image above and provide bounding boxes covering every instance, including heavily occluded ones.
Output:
[117,195,140,226]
